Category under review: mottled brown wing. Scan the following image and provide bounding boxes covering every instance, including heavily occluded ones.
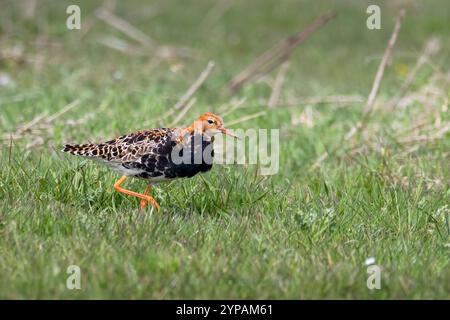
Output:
[62,128,175,163]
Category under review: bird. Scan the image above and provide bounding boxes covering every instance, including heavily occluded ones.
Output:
[62,112,237,211]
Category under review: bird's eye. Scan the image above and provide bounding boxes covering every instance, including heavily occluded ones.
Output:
[207,119,214,124]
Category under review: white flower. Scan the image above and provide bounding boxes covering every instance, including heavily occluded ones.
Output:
[365,257,376,266]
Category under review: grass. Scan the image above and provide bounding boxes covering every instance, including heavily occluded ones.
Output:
[0,0,449,299]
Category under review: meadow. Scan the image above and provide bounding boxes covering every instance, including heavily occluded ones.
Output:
[0,0,449,299]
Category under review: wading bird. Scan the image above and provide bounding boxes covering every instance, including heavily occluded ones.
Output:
[62,112,237,211]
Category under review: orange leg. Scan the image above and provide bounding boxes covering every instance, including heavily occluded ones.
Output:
[140,185,160,210]
[140,185,151,210]
[114,176,160,211]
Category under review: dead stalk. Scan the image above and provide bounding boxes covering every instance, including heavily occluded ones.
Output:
[168,98,197,127]
[95,8,156,48]
[229,12,336,93]
[363,9,406,115]
[149,61,215,126]
[227,111,266,126]
[267,61,290,108]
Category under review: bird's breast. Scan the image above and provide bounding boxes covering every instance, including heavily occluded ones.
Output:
[134,134,214,180]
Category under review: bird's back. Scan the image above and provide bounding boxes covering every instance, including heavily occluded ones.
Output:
[62,128,214,181]
[62,128,172,161]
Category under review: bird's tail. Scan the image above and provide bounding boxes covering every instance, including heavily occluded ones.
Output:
[62,143,97,157]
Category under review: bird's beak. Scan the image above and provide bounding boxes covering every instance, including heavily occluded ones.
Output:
[219,127,239,139]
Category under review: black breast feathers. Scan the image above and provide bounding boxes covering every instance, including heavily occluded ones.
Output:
[124,133,214,181]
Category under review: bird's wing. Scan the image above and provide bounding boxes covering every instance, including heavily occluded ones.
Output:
[62,128,175,163]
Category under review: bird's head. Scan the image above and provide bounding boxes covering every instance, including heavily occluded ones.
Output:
[191,112,238,138]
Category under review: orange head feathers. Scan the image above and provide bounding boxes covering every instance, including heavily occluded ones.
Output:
[185,112,237,138]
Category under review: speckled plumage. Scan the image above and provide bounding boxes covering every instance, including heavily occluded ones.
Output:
[62,112,236,210]
[62,128,214,182]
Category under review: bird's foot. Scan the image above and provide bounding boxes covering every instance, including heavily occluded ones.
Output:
[140,196,160,212]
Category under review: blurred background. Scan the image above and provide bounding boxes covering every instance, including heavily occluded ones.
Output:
[0,0,449,299]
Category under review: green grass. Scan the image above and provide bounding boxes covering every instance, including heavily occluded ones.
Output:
[0,0,449,299]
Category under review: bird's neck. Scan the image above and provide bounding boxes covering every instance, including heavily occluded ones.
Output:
[180,124,213,141]
[183,123,196,135]
[182,122,206,136]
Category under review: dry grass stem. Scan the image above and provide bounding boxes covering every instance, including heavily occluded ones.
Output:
[267,61,290,108]
[229,12,336,93]
[227,111,266,126]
